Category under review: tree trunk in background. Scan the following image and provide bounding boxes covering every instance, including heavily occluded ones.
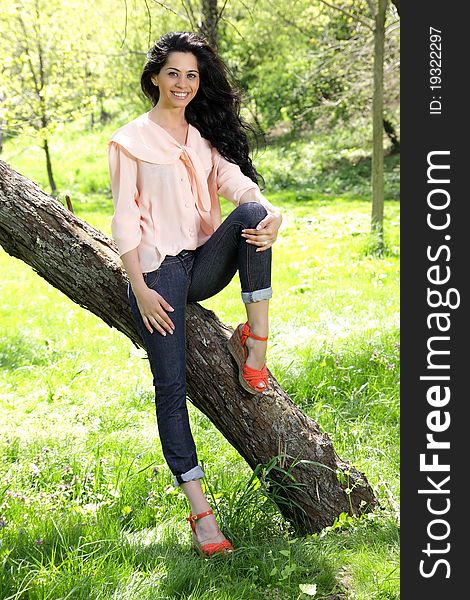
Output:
[370,0,388,251]
[200,0,219,49]
[0,160,378,534]
[43,137,57,194]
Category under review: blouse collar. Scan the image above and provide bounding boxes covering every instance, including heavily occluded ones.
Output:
[109,112,201,164]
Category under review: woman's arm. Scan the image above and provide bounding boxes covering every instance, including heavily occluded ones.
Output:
[108,142,142,257]
[108,142,174,336]
[214,153,283,251]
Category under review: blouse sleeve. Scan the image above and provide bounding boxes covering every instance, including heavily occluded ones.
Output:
[215,152,259,205]
[108,141,141,257]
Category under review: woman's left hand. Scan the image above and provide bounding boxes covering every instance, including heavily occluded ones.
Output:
[241,211,283,252]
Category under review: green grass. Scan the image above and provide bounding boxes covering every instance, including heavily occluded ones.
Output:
[0,122,399,599]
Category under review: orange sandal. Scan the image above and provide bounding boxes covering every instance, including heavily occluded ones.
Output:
[227,322,269,394]
[186,509,234,557]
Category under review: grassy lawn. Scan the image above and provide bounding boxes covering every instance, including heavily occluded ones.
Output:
[0,124,399,599]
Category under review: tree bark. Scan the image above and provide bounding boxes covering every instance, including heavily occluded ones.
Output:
[0,160,378,533]
[200,0,219,49]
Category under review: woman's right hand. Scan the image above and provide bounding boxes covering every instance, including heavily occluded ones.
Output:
[134,286,175,336]
[120,249,175,336]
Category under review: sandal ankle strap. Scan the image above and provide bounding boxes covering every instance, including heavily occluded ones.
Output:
[240,322,268,344]
[186,508,214,523]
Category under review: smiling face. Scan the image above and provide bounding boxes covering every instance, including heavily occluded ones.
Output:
[151,51,200,110]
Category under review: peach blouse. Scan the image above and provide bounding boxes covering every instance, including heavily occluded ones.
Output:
[108,112,260,273]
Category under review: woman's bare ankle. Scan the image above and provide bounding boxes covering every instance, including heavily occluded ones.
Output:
[245,335,267,370]
[194,513,225,543]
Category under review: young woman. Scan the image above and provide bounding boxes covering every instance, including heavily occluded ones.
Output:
[108,31,282,556]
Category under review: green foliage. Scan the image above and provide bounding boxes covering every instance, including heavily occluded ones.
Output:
[0,0,400,142]
[0,0,180,147]
[254,123,400,199]
[219,0,399,132]
[1,1,95,138]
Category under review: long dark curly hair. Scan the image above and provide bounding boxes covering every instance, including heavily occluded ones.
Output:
[141,31,263,186]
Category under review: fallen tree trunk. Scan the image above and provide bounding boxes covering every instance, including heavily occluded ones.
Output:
[0,159,378,533]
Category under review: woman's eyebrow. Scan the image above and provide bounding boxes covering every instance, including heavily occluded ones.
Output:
[165,66,199,73]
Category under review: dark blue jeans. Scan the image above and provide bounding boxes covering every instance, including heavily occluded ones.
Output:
[128,203,272,485]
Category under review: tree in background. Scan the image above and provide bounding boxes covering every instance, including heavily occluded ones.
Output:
[149,0,224,49]
[200,0,220,48]
[237,0,398,250]
[216,1,398,135]
[0,0,177,192]
[0,0,98,192]
[314,0,397,250]
[367,0,389,251]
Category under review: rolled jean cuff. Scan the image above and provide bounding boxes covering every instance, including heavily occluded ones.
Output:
[173,465,205,487]
[241,286,273,304]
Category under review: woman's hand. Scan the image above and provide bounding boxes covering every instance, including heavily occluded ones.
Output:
[241,211,283,252]
[134,286,175,336]
[120,249,175,336]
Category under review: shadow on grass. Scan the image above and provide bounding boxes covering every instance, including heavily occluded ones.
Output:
[0,334,50,370]
[268,152,399,204]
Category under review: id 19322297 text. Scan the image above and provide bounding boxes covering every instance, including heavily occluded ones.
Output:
[429,27,443,115]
